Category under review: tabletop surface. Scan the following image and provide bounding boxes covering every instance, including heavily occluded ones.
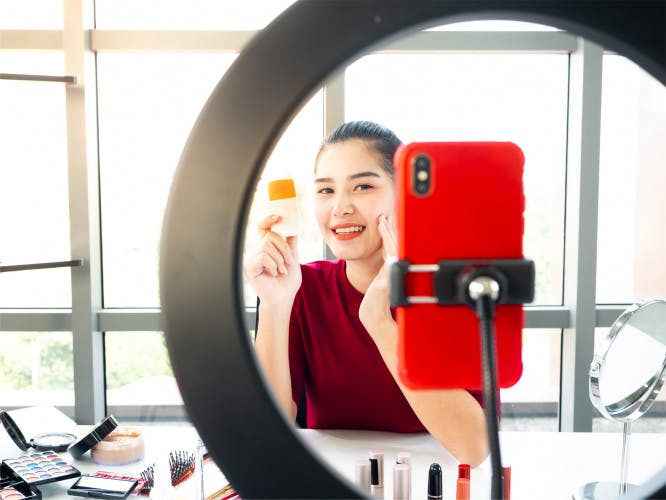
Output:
[1,406,665,499]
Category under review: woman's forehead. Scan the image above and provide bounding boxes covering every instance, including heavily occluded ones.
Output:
[315,140,386,179]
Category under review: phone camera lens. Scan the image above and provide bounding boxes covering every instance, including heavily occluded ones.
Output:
[412,154,431,195]
[415,156,429,170]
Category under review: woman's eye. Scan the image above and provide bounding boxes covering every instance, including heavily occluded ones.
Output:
[317,187,333,194]
[354,183,373,191]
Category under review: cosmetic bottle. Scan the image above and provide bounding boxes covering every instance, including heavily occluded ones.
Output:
[267,178,299,237]
[393,463,410,500]
[396,452,411,496]
[355,459,371,493]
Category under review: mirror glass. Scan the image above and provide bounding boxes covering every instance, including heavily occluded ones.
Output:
[591,299,666,421]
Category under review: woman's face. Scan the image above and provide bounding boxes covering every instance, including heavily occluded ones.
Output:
[314,139,395,262]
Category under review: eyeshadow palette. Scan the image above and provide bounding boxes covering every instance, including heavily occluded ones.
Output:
[1,450,80,486]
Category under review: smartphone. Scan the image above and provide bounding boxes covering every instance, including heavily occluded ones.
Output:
[393,141,526,390]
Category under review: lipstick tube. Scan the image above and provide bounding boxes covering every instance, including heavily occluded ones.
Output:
[370,458,384,499]
[427,463,442,500]
[369,450,384,487]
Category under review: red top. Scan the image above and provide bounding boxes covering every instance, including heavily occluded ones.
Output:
[288,259,483,431]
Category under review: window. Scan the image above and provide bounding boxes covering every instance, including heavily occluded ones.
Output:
[0,0,63,29]
[500,329,561,432]
[243,91,325,306]
[597,56,666,304]
[97,53,237,308]
[0,53,71,308]
[94,0,296,30]
[345,53,569,305]
[105,331,183,421]
[0,332,74,412]
[3,7,662,434]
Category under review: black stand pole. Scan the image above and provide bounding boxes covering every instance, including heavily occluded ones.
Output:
[468,277,504,500]
[390,258,535,500]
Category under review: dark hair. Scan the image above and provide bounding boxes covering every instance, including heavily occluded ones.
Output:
[317,120,402,179]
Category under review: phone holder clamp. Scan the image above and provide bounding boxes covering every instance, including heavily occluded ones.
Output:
[390,258,535,308]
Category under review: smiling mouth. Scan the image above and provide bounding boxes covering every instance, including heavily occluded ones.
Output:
[333,225,365,234]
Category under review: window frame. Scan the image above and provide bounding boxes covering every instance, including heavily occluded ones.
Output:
[0,15,636,430]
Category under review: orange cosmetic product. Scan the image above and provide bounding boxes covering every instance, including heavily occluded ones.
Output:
[455,478,470,500]
[456,464,471,500]
[267,178,299,236]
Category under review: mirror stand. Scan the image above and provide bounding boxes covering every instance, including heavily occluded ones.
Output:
[572,298,666,500]
[573,421,637,500]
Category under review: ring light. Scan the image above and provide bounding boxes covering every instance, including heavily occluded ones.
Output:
[159,1,666,498]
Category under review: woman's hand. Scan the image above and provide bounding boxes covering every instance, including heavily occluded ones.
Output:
[359,214,397,335]
[243,215,302,306]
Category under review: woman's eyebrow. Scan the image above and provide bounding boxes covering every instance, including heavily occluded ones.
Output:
[314,171,381,183]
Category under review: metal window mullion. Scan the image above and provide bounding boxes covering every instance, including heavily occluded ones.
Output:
[322,71,345,261]
[86,29,576,54]
[559,38,604,432]
[64,0,105,424]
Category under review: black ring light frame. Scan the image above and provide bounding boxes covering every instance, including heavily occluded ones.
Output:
[159,1,665,498]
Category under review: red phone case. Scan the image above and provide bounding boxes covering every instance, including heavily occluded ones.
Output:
[394,141,525,390]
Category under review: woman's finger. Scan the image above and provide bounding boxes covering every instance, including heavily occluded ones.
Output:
[264,231,294,266]
[257,214,282,236]
[261,242,288,275]
[378,214,397,259]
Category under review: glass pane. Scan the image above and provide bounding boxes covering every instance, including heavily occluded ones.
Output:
[95,0,296,29]
[97,53,236,308]
[500,329,561,431]
[0,0,63,29]
[242,91,325,307]
[345,53,568,304]
[105,331,186,422]
[98,52,324,308]
[0,332,74,415]
[597,56,666,304]
[0,53,71,308]
[592,328,666,433]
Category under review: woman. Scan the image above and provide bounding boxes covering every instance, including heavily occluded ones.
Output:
[244,121,488,466]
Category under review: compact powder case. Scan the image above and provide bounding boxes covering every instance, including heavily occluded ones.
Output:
[0,411,76,453]
[67,416,118,459]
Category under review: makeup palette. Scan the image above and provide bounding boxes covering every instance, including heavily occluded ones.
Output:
[1,450,80,486]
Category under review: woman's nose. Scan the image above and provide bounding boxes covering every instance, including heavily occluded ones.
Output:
[332,192,353,216]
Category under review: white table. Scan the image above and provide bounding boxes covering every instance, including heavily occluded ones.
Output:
[300,429,666,499]
[2,409,665,499]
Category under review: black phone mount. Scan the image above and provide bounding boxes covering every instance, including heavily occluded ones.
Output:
[390,258,535,500]
[390,258,534,308]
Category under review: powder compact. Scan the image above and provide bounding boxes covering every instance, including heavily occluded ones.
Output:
[0,411,76,454]
[67,416,118,460]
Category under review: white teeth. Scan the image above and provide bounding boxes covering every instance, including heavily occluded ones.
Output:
[334,226,364,234]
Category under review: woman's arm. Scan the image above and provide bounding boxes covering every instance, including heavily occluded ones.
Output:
[366,316,489,467]
[359,215,488,467]
[254,302,298,420]
[244,215,302,421]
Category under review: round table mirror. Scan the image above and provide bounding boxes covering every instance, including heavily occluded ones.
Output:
[576,298,666,500]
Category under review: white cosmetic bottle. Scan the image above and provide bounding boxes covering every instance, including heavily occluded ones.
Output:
[267,178,300,237]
